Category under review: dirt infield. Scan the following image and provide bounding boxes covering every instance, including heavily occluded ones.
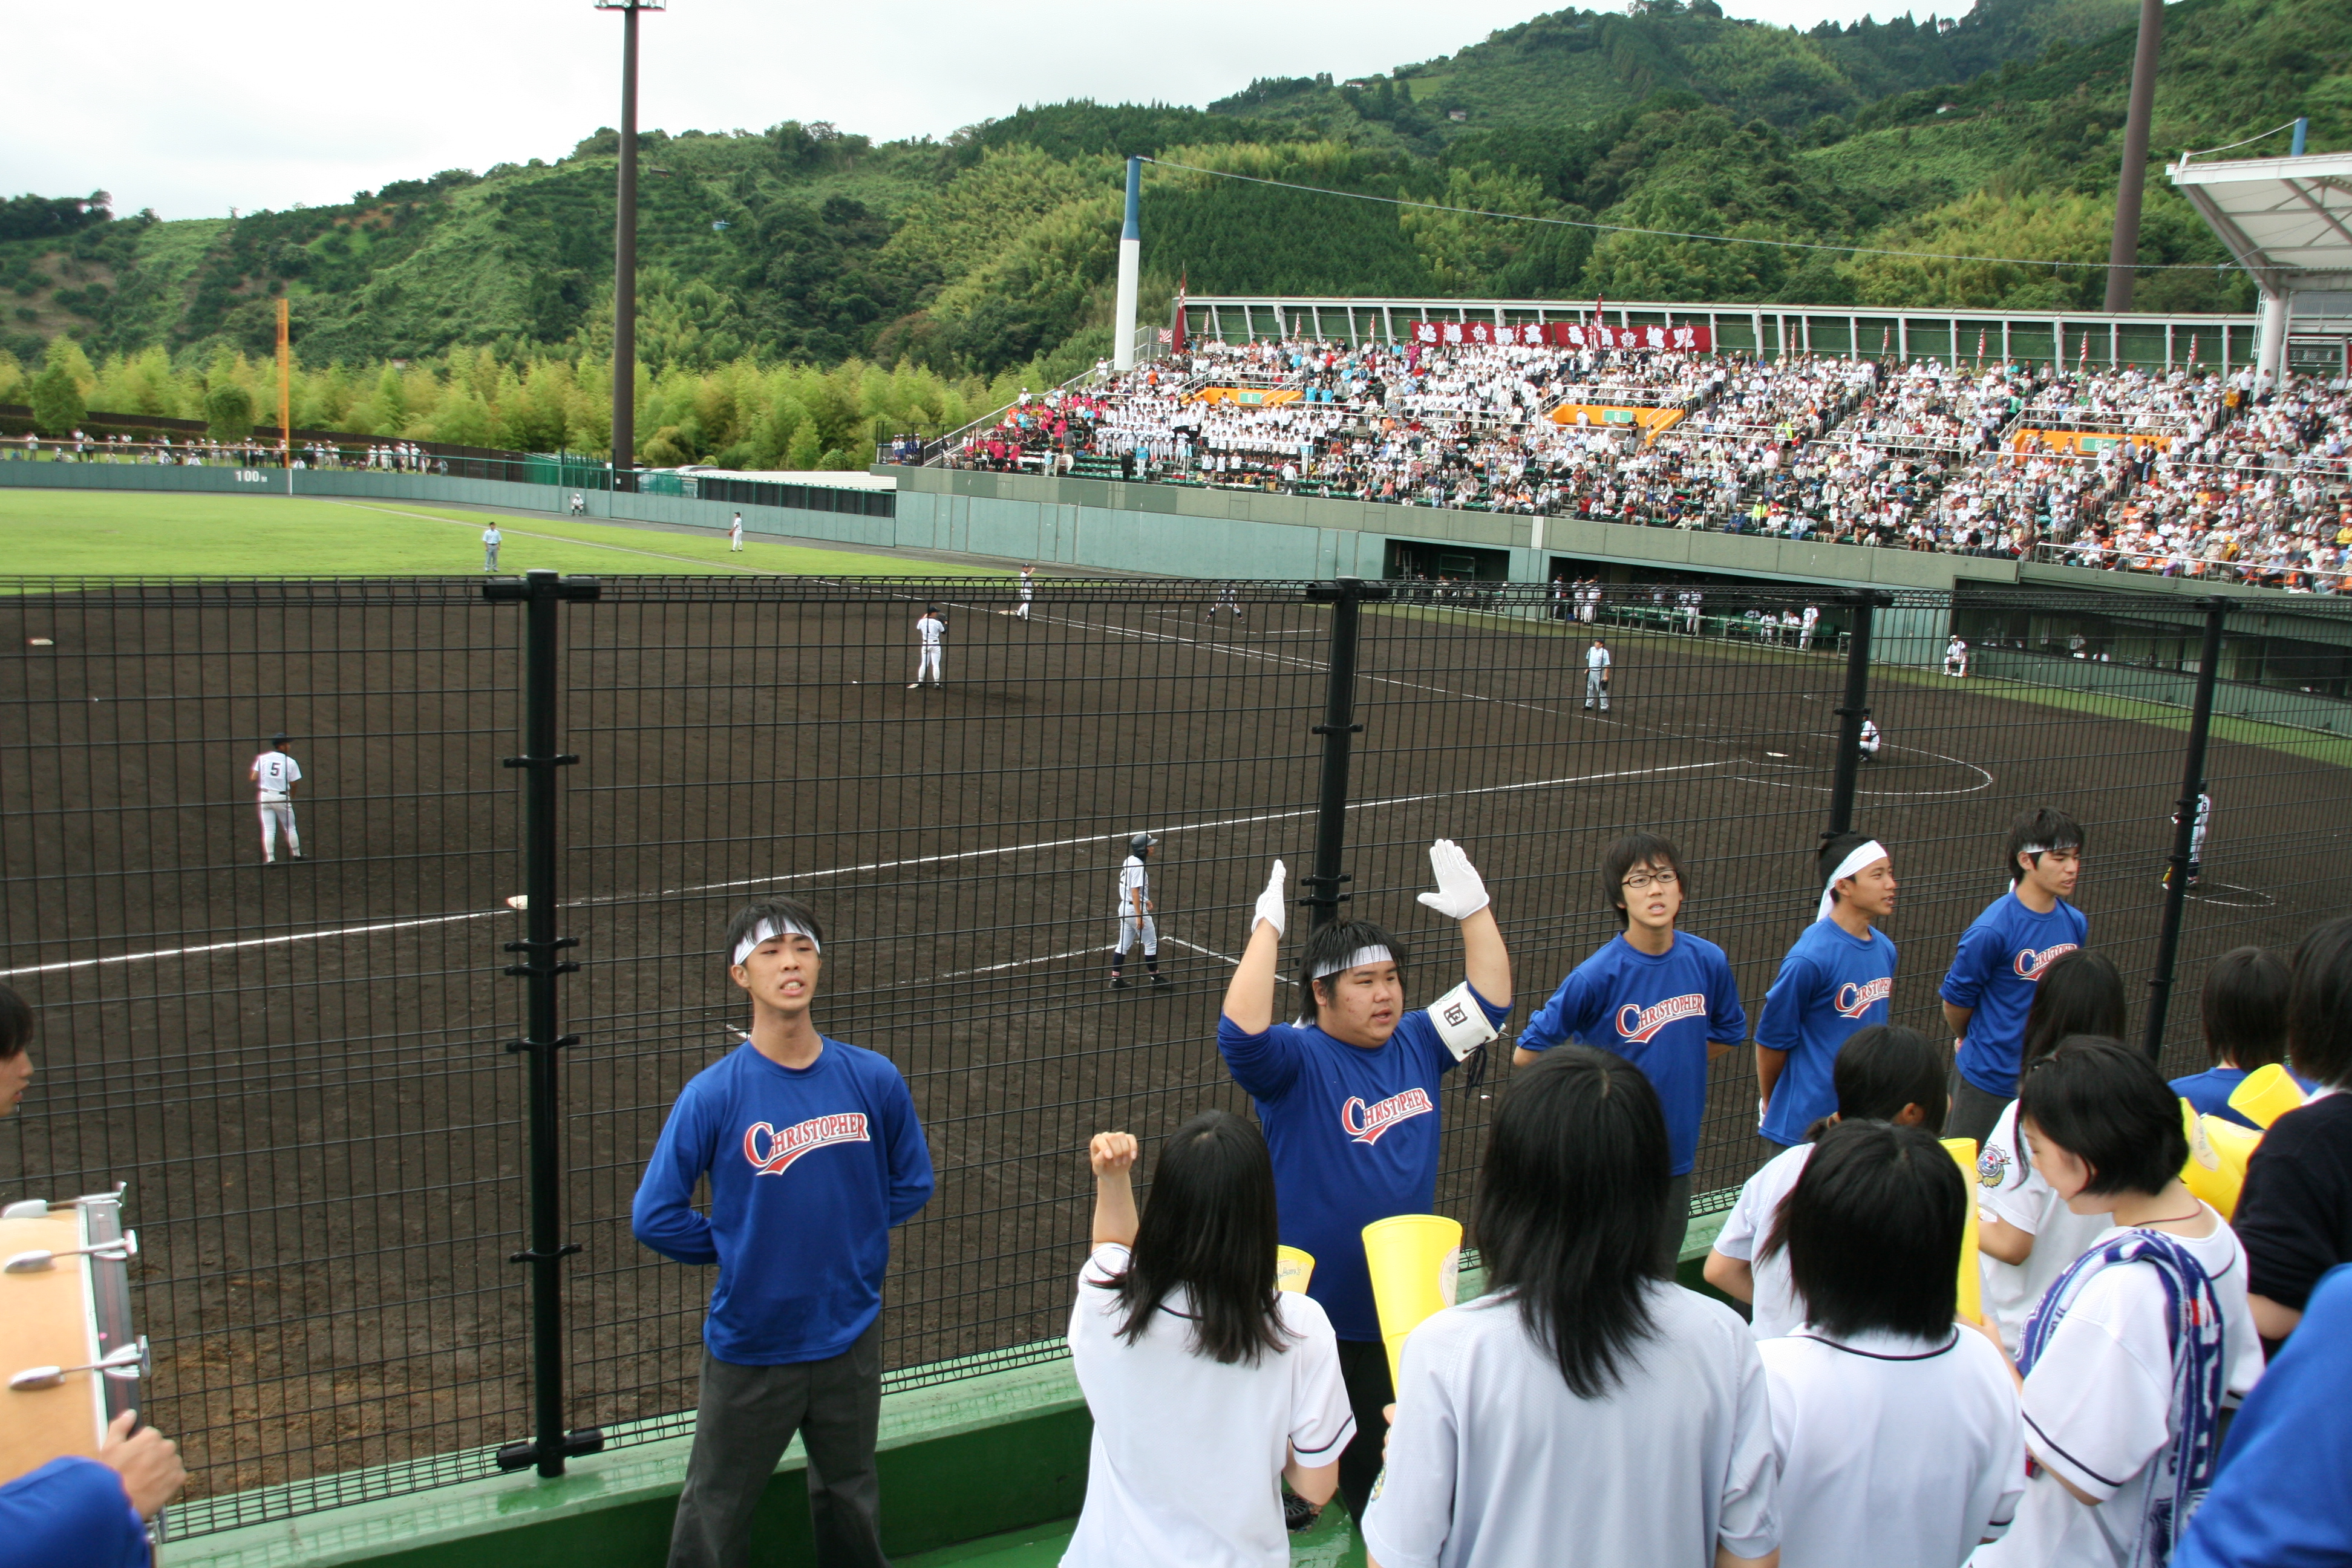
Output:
[1,577,2346,1524]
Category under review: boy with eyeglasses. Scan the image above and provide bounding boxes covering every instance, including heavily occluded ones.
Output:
[1516,832,1747,1268]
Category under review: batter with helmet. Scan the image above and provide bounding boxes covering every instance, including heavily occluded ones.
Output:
[1109,834,1169,990]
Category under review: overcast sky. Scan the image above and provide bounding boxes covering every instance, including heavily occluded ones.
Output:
[11,0,1943,220]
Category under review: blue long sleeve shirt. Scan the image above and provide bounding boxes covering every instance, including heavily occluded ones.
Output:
[1520,932,1746,1176]
[0,1457,147,1568]
[632,1037,934,1365]
[1755,918,1897,1146]
[1939,890,2086,1097]
[1218,985,1511,1343]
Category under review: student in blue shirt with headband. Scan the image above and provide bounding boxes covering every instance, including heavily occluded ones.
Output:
[1756,830,1900,1149]
[1517,832,1748,1270]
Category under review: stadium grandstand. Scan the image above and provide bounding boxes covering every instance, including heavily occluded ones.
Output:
[932,296,2352,592]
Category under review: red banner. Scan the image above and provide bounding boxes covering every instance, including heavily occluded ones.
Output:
[1408,319,1713,352]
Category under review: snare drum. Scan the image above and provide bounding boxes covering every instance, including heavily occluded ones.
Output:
[0,1191,140,1486]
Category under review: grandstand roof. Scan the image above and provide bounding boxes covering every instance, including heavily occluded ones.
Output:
[2167,150,2352,315]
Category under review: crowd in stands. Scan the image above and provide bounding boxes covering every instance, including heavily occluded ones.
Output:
[934,335,2352,591]
[5,430,458,474]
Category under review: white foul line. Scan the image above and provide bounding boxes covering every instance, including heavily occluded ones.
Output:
[4,761,1728,977]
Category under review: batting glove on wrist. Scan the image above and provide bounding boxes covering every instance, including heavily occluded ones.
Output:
[1416,839,1491,920]
[1253,860,1288,937]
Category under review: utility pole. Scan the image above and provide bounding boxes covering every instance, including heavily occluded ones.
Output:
[2105,0,2164,312]
[595,1,664,492]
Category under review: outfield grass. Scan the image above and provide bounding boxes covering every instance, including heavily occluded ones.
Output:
[0,491,1005,578]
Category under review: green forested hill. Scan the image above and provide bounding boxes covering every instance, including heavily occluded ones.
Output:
[2,0,2347,463]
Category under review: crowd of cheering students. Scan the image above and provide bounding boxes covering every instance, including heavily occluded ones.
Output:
[8,806,2352,1568]
[937,339,2352,592]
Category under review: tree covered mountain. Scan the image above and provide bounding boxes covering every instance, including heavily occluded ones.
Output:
[1,0,2345,462]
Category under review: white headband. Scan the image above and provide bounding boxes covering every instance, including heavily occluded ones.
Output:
[1818,841,1888,922]
[1312,945,1394,981]
[732,918,820,965]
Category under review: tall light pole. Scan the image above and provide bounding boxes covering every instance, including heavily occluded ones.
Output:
[2104,0,2164,313]
[595,0,662,491]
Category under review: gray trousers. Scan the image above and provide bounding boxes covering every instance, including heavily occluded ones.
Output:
[1585,668,1610,709]
[1946,1067,2014,1149]
[668,1320,887,1568]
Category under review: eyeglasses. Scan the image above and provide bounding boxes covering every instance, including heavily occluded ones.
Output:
[1621,869,1679,890]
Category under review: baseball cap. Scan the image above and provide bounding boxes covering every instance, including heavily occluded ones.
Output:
[270,731,291,743]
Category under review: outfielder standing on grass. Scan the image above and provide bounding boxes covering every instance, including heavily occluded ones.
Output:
[1584,635,1612,713]
[250,731,303,864]
[632,897,935,1568]
[1108,834,1169,991]
[1217,841,1512,1526]
[1754,831,1899,1149]
[481,523,503,573]
[729,512,744,552]
[1514,832,1746,1270]
[907,604,946,689]
[1939,807,2087,1146]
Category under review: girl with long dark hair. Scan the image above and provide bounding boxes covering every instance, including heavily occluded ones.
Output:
[1062,1111,1351,1567]
[1362,1048,1779,1568]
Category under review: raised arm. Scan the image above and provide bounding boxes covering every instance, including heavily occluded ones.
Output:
[1417,840,1511,1007]
[1088,1132,1139,1249]
[1220,860,1287,1036]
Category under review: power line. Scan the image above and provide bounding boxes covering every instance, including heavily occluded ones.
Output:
[1141,156,2236,273]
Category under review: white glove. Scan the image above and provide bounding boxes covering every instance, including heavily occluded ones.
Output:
[1415,839,1491,920]
[1252,860,1288,937]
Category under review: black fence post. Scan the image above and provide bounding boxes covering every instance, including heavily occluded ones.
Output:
[484,568,605,1478]
[1302,578,1383,928]
[2145,597,2230,1061]
[1824,591,1888,843]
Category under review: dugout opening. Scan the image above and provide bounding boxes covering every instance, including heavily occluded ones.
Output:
[1385,538,1511,583]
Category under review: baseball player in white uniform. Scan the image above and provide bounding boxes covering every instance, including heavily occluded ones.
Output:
[1204,583,1243,623]
[251,732,303,863]
[1944,636,1970,676]
[1108,834,1169,990]
[1858,716,1881,762]
[482,525,503,573]
[729,513,744,552]
[1800,604,1820,650]
[2166,789,2210,889]
[568,491,586,516]
[1584,636,1612,712]
[909,605,946,688]
[1014,565,1035,621]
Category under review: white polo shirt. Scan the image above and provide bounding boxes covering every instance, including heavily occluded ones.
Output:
[1972,1214,2262,1568]
[1976,1102,2114,1355]
[1063,1244,1352,1568]
[1713,1142,1812,1341]
[1759,1325,2022,1568]
[252,751,302,800]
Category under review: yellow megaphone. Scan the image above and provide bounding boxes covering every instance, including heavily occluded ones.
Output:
[1275,1246,1315,1295]
[1364,1215,1463,1386]
[1941,1138,1983,1325]
[2179,1099,2261,1219]
[2227,1063,2308,1130]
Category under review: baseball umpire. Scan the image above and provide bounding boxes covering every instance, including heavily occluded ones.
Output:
[1109,834,1169,990]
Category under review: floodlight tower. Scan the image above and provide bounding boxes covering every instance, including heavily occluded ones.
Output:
[596,0,664,491]
[1113,157,1142,373]
[2104,0,2164,313]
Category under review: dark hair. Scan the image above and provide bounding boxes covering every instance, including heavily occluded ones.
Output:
[1764,1120,1963,1342]
[2287,917,2352,1088]
[1294,919,1407,1025]
[2017,1036,2188,1197]
[1474,1047,1667,1398]
[1099,1110,1289,1365]
[722,897,828,961]
[0,984,31,1062]
[1831,1024,1946,1134]
[2200,947,2290,1072]
[2019,949,2126,1087]
[1816,829,1880,909]
[1599,833,1688,930]
[2006,806,2085,883]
